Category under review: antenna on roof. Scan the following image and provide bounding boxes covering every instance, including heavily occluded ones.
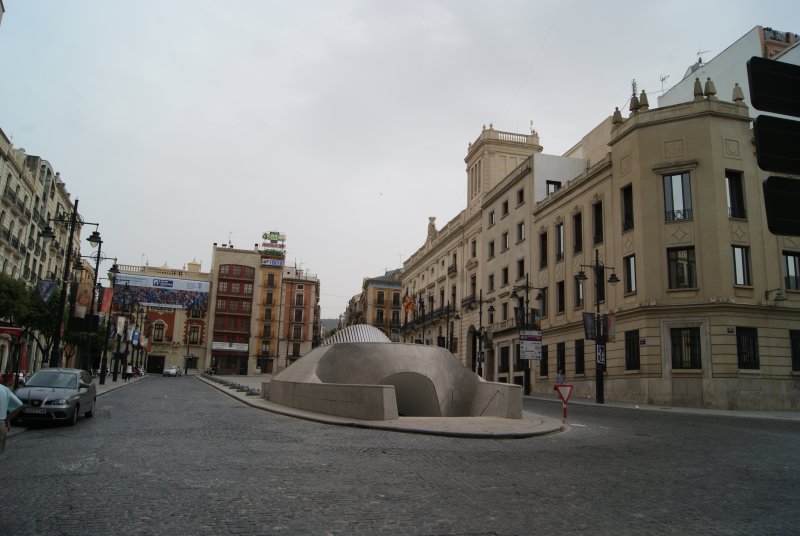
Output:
[660,74,670,92]
[697,50,711,65]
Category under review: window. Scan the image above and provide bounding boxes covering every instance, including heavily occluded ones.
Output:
[264,308,272,321]
[188,325,200,344]
[624,254,636,293]
[242,300,251,313]
[393,292,401,307]
[539,287,548,317]
[791,330,800,372]
[266,292,273,305]
[244,283,253,295]
[539,232,548,268]
[540,345,549,376]
[574,279,584,308]
[625,330,640,370]
[555,223,564,261]
[501,267,509,286]
[736,327,759,369]
[488,241,495,258]
[575,339,585,375]
[592,202,604,244]
[294,308,303,322]
[499,346,510,373]
[220,265,229,275]
[517,259,525,279]
[292,342,301,357]
[216,298,225,311]
[471,239,477,258]
[573,212,583,253]
[732,246,751,286]
[377,291,385,305]
[668,247,697,289]
[267,273,275,287]
[232,265,241,276]
[622,184,634,231]
[783,251,800,290]
[501,301,508,321]
[517,188,525,205]
[229,300,238,312]
[488,211,495,226]
[501,200,509,216]
[517,221,525,242]
[556,342,565,376]
[501,232,509,250]
[264,325,271,337]
[546,181,561,195]
[726,170,746,219]
[671,327,701,369]
[488,273,495,292]
[391,310,400,325]
[663,172,693,221]
[292,325,302,340]
[556,281,565,313]
[488,305,494,324]
[153,323,165,342]
[219,281,229,292]
[376,309,384,324]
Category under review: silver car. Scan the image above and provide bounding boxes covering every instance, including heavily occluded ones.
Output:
[14,368,97,425]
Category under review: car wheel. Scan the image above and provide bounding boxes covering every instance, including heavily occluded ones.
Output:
[85,398,96,418]
[67,406,78,426]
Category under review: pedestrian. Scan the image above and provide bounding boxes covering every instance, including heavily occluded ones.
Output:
[555,369,566,386]
[125,362,133,382]
[1,383,23,455]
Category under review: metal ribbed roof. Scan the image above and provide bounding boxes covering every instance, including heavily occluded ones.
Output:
[322,324,391,346]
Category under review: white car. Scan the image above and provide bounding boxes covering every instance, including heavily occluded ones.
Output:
[162,365,182,377]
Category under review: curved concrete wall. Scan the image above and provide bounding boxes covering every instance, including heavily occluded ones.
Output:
[270,341,522,420]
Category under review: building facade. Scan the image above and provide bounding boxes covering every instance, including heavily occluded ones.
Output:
[208,237,321,376]
[343,270,403,342]
[113,260,210,375]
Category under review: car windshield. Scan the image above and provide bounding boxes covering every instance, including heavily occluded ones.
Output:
[25,372,78,389]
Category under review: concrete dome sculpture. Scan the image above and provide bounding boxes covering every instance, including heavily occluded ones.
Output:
[269,325,522,421]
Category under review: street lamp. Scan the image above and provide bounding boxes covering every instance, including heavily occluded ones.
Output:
[575,249,619,404]
[476,289,493,378]
[78,229,104,374]
[512,273,546,395]
[99,261,119,384]
[41,198,99,368]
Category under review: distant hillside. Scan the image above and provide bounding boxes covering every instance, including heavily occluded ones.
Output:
[321,318,340,333]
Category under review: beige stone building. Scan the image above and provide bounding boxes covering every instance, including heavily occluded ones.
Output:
[400,85,800,410]
[343,270,403,342]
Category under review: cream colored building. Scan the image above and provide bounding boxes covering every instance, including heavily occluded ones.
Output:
[400,82,800,410]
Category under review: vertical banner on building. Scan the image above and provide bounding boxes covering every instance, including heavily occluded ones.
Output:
[582,312,596,341]
[605,312,616,343]
[116,316,126,336]
[73,281,93,319]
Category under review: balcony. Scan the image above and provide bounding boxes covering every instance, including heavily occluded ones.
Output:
[447,264,457,277]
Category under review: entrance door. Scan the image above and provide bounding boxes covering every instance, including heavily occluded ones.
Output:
[147,355,165,374]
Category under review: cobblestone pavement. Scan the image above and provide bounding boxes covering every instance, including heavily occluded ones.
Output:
[2,375,798,535]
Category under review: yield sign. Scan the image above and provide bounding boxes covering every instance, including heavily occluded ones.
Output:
[555,384,573,404]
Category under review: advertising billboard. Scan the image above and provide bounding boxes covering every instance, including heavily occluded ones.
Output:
[112,274,209,310]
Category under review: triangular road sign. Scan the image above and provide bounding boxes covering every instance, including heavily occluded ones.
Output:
[555,384,573,404]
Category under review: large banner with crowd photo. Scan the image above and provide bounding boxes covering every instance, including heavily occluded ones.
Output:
[112,274,209,310]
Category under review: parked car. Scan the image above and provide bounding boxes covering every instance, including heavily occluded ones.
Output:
[14,368,96,426]
[162,365,182,377]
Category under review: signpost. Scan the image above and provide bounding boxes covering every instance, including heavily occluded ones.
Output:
[554,383,573,423]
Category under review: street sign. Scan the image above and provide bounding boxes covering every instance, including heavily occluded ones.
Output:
[555,384,573,404]
[596,345,605,365]
[520,330,542,360]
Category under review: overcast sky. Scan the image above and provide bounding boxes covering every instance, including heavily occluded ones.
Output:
[1,1,798,318]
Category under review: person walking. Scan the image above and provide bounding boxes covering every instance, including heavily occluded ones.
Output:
[1,383,22,455]
[555,369,566,385]
[125,362,133,382]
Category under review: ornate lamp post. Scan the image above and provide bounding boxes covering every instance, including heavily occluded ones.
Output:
[476,290,494,378]
[99,262,119,384]
[42,199,99,368]
[512,273,545,395]
[575,249,619,404]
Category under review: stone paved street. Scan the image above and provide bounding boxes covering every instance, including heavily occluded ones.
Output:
[2,375,798,535]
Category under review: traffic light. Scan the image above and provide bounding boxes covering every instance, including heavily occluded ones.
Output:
[747,56,800,236]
